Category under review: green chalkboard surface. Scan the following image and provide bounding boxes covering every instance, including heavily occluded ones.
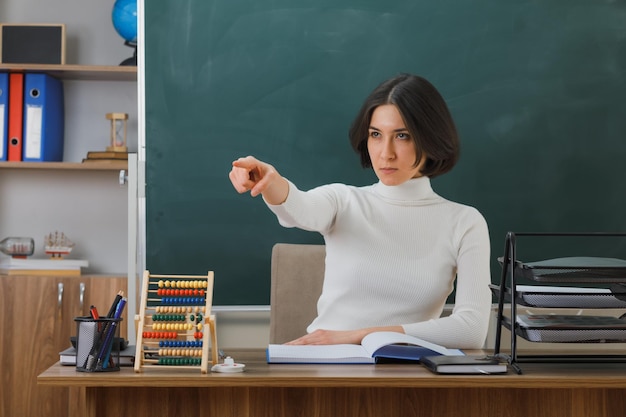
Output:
[145,0,626,305]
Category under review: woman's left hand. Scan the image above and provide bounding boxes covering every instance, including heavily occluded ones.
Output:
[285,325,405,345]
[285,329,366,345]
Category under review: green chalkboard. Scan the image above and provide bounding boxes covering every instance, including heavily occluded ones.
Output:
[145,0,626,305]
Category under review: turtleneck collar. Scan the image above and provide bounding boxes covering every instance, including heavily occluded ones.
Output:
[371,176,442,205]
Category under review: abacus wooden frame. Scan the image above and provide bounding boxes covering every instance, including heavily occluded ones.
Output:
[134,270,219,373]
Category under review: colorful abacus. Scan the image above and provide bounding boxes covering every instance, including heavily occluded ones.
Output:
[134,271,218,373]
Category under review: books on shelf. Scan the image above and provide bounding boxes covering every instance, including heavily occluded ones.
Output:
[83,151,128,161]
[59,345,136,366]
[421,355,508,374]
[266,331,464,364]
[0,257,88,275]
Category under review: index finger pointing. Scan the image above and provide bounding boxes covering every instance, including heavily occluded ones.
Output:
[232,156,258,169]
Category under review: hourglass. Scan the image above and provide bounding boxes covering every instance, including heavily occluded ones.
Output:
[106,112,128,153]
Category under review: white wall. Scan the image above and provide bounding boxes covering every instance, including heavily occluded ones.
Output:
[3,0,133,66]
[1,0,138,274]
[7,2,624,352]
[0,169,128,273]
[1,0,272,349]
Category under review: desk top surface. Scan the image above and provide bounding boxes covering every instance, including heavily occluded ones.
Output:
[38,349,626,389]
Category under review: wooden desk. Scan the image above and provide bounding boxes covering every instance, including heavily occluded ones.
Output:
[38,349,626,417]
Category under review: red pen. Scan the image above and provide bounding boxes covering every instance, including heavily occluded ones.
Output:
[90,305,100,331]
[91,304,116,366]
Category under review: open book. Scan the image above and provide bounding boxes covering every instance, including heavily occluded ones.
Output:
[267,331,464,364]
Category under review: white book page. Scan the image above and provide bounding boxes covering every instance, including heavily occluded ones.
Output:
[361,331,463,356]
[268,344,370,361]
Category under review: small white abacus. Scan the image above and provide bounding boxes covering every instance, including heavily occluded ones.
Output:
[134,271,218,373]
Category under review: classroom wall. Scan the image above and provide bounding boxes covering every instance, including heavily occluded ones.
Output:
[0,0,265,347]
[143,0,626,309]
[0,0,269,347]
[1,0,138,273]
[3,1,132,67]
[7,1,623,351]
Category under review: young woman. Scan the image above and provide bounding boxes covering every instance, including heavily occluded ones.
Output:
[229,74,491,349]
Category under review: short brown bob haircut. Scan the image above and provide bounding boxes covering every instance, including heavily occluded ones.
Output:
[348,74,460,179]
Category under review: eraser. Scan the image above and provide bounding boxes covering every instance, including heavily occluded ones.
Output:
[211,356,245,373]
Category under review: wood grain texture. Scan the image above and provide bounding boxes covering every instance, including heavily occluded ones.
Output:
[1,274,127,417]
[0,161,128,171]
[38,350,626,417]
[0,63,136,81]
[74,387,626,417]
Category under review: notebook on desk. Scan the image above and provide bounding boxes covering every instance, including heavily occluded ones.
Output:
[59,344,136,366]
[421,355,508,374]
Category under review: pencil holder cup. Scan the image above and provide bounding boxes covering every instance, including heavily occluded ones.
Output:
[74,316,123,372]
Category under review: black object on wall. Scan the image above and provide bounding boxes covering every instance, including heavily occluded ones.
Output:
[145,0,626,305]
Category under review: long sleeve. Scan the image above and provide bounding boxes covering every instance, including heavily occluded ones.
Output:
[266,180,340,234]
[266,177,492,349]
[401,208,492,349]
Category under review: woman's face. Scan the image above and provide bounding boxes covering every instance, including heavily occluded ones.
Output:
[367,104,424,186]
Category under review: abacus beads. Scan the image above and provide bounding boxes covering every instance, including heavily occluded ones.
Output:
[161,297,205,305]
[152,314,186,321]
[158,348,203,357]
[156,288,206,297]
[157,279,208,288]
[137,272,216,372]
[158,357,202,366]
[154,306,206,314]
[151,322,195,331]
[159,340,202,348]
[142,331,204,340]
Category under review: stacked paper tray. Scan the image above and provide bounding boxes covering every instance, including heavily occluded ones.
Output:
[505,257,626,283]
[490,284,626,308]
[516,314,626,343]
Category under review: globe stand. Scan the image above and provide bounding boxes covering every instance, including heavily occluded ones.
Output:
[120,40,137,66]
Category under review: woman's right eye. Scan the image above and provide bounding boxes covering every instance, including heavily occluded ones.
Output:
[369,131,380,138]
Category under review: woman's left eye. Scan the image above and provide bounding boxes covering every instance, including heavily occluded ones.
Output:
[397,133,410,140]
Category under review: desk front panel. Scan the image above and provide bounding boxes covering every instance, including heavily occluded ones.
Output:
[82,386,625,417]
[38,350,626,417]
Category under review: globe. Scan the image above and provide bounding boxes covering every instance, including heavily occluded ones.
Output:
[112,0,137,44]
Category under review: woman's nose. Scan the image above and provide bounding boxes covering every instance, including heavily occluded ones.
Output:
[380,137,396,159]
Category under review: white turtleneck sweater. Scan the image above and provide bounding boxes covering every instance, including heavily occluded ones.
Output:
[266,176,491,349]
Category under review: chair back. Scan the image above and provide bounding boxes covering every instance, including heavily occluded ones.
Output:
[270,243,325,344]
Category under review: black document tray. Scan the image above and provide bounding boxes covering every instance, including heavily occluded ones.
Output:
[514,314,626,343]
[493,233,626,372]
[489,283,626,308]
[498,256,626,283]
